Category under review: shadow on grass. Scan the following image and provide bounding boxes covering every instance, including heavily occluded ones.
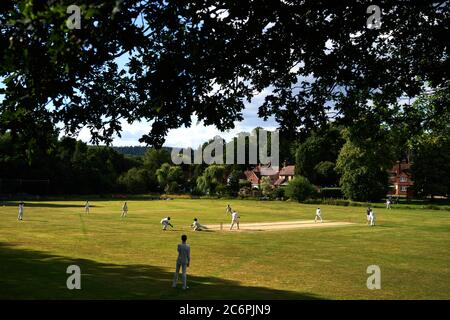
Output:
[1,202,99,209]
[0,243,321,300]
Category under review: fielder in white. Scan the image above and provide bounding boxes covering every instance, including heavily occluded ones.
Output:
[191,218,207,231]
[121,202,128,217]
[369,210,376,226]
[18,202,24,221]
[366,207,372,225]
[314,207,323,223]
[85,200,90,214]
[161,217,174,230]
[225,204,233,215]
[172,234,190,290]
[386,199,391,209]
[230,211,240,230]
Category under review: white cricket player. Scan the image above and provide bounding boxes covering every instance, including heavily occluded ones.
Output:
[191,218,207,231]
[230,211,240,230]
[226,204,233,215]
[386,199,391,209]
[366,207,372,225]
[161,216,174,230]
[369,209,376,226]
[121,202,128,217]
[315,207,323,223]
[18,202,24,221]
[172,234,190,290]
[85,201,90,214]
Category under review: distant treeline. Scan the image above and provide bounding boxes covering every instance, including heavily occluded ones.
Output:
[112,146,172,157]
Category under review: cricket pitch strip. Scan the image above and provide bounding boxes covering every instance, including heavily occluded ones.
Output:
[205,220,357,232]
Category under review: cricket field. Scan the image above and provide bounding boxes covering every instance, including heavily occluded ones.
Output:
[0,199,449,299]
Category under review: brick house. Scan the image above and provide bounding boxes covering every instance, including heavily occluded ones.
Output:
[243,164,295,188]
[388,160,414,197]
[274,165,296,187]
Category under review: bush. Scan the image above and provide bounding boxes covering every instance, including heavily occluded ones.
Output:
[160,194,192,199]
[238,187,252,197]
[272,187,285,200]
[190,186,203,196]
[319,187,344,199]
[215,184,228,197]
[285,176,315,202]
[239,181,252,189]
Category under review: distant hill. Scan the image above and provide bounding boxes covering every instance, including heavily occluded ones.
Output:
[112,146,172,157]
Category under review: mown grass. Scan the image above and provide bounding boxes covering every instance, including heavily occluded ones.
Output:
[0,199,449,299]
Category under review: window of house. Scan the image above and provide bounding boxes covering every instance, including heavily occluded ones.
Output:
[400,176,408,182]
[401,186,408,192]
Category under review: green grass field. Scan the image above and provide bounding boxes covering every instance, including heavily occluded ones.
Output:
[0,199,449,299]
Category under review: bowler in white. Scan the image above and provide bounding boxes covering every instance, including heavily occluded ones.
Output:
[230,211,240,230]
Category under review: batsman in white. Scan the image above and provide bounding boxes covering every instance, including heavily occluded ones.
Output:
[230,211,240,230]
[121,201,128,218]
[84,200,90,214]
[172,234,190,290]
[161,216,174,230]
[314,207,323,223]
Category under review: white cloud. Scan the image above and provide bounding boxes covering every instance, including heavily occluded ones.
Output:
[102,91,278,147]
[70,86,279,148]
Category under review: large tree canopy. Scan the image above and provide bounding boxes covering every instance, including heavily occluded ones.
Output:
[1,1,448,149]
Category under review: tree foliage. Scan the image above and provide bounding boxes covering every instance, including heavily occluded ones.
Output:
[295,127,344,186]
[336,130,396,202]
[285,176,315,202]
[118,167,150,194]
[196,165,225,195]
[411,134,450,199]
[156,163,184,193]
[1,1,448,151]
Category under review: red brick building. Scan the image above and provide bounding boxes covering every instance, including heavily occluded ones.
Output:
[388,160,414,197]
[243,164,295,188]
[274,165,296,187]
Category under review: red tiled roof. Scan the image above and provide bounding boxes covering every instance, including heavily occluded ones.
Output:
[279,165,295,176]
[274,177,286,186]
[244,170,260,184]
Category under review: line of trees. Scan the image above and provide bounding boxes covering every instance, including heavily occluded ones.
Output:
[1,88,449,200]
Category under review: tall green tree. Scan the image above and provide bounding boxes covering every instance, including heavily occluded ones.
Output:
[336,130,396,202]
[196,165,225,195]
[142,148,171,191]
[156,163,184,193]
[118,167,151,194]
[295,127,344,186]
[411,134,450,199]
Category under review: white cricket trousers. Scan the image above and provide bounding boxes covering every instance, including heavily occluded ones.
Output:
[172,261,187,289]
[230,219,239,230]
